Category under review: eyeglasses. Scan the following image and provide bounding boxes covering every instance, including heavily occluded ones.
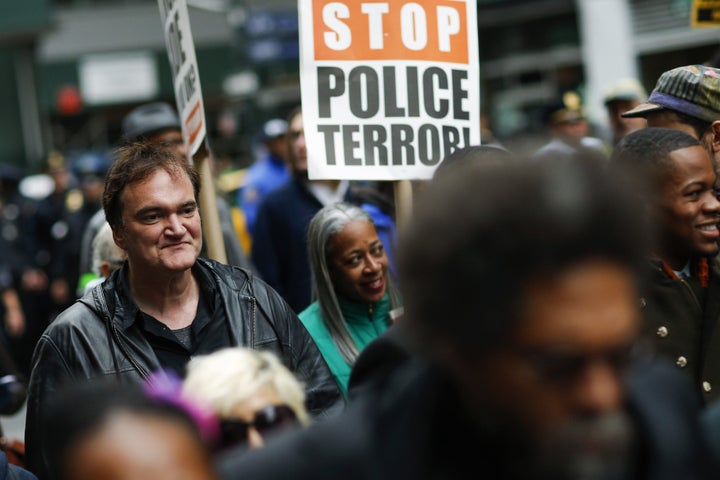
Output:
[515,343,635,385]
[219,405,298,448]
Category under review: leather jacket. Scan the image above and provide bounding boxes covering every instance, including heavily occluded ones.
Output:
[25,258,344,479]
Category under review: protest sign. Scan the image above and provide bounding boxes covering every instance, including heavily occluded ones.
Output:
[157,0,226,262]
[157,0,207,157]
[299,0,480,180]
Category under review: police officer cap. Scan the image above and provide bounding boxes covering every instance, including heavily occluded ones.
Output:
[261,118,288,142]
[543,91,585,125]
[122,102,181,142]
[70,150,111,178]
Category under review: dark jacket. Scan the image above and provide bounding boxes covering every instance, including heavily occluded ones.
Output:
[640,257,720,404]
[251,177,327,313]
[25,258,343,479]
[217,359,717,480]
[347,322,411,402]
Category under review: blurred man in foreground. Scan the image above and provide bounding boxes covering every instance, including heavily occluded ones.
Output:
[219,158,715,479]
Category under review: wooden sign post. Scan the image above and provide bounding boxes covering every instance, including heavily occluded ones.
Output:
[157,0,226,263]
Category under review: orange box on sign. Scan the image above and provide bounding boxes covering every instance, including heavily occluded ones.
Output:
[313,0,469,63]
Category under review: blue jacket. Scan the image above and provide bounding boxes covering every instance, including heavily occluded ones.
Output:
[0,451,36,480]
[237,153,290,235]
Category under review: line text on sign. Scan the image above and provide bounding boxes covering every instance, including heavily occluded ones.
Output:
[313,0,468,63]
[318,66,468,120]
[317,123,470,167]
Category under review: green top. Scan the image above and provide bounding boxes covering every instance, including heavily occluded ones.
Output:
[299,293,392,399]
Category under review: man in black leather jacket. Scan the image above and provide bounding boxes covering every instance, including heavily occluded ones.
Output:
[25,142,343,480]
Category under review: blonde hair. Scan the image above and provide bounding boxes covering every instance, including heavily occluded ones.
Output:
[182,348,310,426]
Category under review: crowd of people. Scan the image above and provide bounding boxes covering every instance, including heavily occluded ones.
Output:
[0,62,718,479]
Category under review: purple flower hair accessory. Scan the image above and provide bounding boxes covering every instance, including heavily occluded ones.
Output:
[143,369,221,446]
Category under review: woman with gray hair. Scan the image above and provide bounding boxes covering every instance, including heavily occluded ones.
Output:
[299,202,401,400]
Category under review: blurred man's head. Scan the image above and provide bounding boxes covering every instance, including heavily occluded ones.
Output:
[544,91,589,146]
[610,127,720,269]
[621,65,720,163]
[603,78,647,144]
[71,151,111,208]
[46,150,71,194]
[45,381,216,480]
[400,159,646,474]
[260,118,288,161]
[91,222,126,279]
[286,107,307,176]
[122,102,186,160]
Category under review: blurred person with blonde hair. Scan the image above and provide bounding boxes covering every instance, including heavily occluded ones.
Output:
[183,347,309,452]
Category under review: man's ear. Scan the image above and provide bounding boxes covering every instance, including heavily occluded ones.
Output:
[710,121,720,153]
[100,261,112,279]
[112,227,126,251]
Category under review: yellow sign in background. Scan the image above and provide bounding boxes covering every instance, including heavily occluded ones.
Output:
[692,0,720,26]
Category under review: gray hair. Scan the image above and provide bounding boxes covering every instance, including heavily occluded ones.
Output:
[307,202,399,365]
[91,222,125,277]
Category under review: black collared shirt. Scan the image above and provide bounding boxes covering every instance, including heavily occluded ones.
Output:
[118,264,234,377]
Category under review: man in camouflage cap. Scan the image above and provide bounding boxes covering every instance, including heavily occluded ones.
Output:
[622,64,720,167]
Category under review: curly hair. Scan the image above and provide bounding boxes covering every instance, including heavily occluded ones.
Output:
[399,158,647,359]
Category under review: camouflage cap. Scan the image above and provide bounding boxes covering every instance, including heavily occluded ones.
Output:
[622,65,720,123]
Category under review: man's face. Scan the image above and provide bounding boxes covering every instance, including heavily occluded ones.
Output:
[266,136,288,160]
[550,119,589,145]
[65,412,216,480]
[80,176,105,205]
[457,260,639,437]
[113,168,202,276]
[655,145,720,268]
[646,110,715,155]
[607,100,646,142]
[149,129,187,161]
[287,112,307,174]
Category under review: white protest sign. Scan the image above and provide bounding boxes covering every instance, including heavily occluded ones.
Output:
[157,0,207,157]
[299,0,480,180]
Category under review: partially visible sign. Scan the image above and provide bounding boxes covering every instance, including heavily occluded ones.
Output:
[299,0,480,180]
[157,0,207,157]
[79,52,158,105]
[244,10,300,63]
[157,0,226,263]
[692,0,720,26]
